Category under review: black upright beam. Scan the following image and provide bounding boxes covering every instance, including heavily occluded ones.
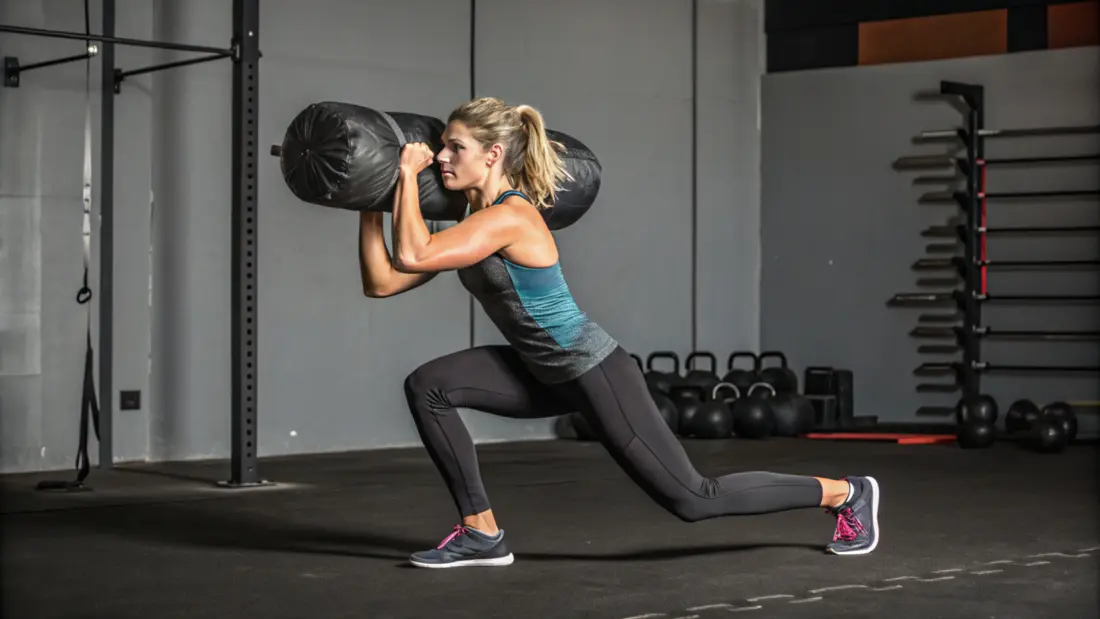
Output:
[940,80,985,404]
[223,0,266,488]
[690,0,698,350]
[99,0,115,470]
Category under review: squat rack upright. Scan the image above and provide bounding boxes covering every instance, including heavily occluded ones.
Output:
[1,0,265,488]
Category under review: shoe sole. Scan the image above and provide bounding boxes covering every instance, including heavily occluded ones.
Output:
[409,553,515,569]
[827,476,880,556]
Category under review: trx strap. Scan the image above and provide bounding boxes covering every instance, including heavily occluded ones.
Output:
[36,36,100,493]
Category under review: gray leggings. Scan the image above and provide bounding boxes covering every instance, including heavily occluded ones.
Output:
[404,345,823,521]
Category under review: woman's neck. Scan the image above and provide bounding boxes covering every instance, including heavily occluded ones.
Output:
[466,177,515,212]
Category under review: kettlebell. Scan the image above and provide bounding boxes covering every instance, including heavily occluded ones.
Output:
[732,382,777,439]
[757,351,798,394]
[687,382,739,439]
[645,351,683,396]
[721,352,759,395]
[772,392,815,437]
[649,387,680,434]
[684,351,721,399]
[670,384,707,436]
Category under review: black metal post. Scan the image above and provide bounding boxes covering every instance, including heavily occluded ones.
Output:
[222,0,267,488]
[0,24,233,55]
[98,0,115,471]
[690,0,698,351]
[939,80,984,404]
[963,97,983,403]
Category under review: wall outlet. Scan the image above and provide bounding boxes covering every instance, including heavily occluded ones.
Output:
[120,390,141,410]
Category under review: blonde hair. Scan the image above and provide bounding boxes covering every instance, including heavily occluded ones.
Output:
[447,97,572,209]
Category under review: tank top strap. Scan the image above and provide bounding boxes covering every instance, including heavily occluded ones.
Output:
[493,190,530,205]
[462,190,532,220]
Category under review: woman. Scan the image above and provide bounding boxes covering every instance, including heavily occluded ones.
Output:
[358,97,880,569]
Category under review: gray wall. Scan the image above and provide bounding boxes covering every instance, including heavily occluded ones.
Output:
[0,0,155,473]
[1,0,764,473]
[761,48,1100,435]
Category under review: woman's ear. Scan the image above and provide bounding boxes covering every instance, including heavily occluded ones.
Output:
[487,143,504,167]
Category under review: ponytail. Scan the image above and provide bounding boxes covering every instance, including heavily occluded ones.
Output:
[514,105,572,209]
[447,97,572,209]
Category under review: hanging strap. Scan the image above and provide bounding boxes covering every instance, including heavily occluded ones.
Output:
[36,45,100,493]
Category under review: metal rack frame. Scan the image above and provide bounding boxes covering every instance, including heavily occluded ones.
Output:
[1,0,265,487]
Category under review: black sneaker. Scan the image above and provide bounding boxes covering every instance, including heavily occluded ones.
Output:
[409,525,514,569]
[825,476,880,556]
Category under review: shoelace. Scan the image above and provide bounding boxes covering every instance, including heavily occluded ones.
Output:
[832,507,865,542]
[436,525,468,550]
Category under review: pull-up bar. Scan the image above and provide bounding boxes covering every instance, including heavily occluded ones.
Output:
[1,23,238,90]
[0,23,234,55]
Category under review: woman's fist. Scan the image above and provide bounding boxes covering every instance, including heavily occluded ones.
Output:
[399,142,435,175]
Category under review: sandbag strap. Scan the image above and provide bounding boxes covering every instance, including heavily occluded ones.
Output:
[364,111,409,212]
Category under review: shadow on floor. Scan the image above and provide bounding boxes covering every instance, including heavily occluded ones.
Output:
[36,495,823,565]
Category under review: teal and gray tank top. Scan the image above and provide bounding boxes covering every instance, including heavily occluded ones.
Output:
[457,190,618,384]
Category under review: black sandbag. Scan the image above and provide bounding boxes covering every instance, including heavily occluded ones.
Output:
[275,101,601,229]
[542,130,601,230]
[277,101,465,220]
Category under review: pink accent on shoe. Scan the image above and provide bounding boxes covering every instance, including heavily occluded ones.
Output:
[832,508,865,542]
[437,525,468,550]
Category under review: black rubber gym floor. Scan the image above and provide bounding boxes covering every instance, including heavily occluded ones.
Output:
[2,437,1097,619]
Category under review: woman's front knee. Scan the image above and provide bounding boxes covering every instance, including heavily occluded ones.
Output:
[404,366,450,414]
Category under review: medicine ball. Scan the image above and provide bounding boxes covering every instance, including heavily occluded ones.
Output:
[955,394,998,426]
[1031,418,1068,454]
[1041,401,1077,443]
[956,419,996,449]
[1004,399,1039,433]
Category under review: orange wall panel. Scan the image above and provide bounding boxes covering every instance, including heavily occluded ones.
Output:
[1048,1,1100,48]
[859,10,1008,65]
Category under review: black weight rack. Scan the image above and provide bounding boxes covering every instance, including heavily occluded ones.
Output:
[889,80,1100,418]
[1,0,267,490]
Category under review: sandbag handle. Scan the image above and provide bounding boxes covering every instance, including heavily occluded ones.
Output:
[747,382,777,398]
[364,111,411,212]
[628,353,644,372]
[686,351,717,372]
[647,351,681,374]
[711,381,741,401]
[727,351,759,371]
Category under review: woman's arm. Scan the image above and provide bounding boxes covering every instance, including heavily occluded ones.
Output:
[392,145,526,273]
[358,211,437,297]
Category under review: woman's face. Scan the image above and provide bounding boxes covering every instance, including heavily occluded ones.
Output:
[437,121,498,191]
